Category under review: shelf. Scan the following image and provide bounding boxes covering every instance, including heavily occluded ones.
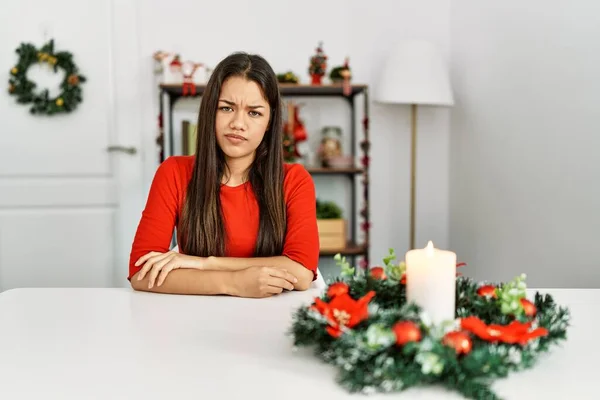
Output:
[319,242,367,256]
[159,83,367,98]
[307,167,364,175]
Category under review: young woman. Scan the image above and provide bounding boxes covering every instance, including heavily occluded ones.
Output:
[128,52,320,298]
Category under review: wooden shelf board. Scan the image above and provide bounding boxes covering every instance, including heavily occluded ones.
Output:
[319,242,367,256]
[306,167,364,175]
[160,83,367,97]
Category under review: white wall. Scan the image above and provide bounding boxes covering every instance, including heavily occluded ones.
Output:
[137,0,452,278]
[450,1,600,287]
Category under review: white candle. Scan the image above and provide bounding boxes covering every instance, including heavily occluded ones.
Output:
[405,241,456,326]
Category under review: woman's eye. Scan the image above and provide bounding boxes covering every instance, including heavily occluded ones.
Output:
[219,106,232,112]
[249,111,262,117]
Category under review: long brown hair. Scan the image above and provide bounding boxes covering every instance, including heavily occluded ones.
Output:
[178,52,286,258]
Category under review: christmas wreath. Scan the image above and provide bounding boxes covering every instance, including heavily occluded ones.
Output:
[289,250,570,400]
[8,39,86,115]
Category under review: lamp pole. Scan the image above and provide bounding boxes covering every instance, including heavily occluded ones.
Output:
[410,104,417,250]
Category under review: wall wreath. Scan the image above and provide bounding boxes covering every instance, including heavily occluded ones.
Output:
[7,39,86,115]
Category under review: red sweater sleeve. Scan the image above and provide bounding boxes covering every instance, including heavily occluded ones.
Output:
[282,164,320,280]
[128,157,183,280]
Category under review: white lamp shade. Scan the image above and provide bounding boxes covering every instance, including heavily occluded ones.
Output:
[374,40,454,106]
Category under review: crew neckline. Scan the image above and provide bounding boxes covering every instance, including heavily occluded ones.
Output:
[220,181,251,192]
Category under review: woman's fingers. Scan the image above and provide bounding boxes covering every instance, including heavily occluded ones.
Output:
[156,263,177,287]
[135,251,160,267]
[137,252,171,281]
[147,254,176,288]
[267,276,295,291]
[267,268,298,285]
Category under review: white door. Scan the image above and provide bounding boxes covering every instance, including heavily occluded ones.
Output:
[0,0,145,291]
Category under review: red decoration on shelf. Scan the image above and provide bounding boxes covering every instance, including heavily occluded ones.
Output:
[393,321,422,346]
[181,61,202,96]
[282,102,308,162]
[308,42,327,85]
[169,55,182,73]
[443,331,473,355]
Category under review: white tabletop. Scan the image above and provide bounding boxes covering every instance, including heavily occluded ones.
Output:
[0,286,597,400]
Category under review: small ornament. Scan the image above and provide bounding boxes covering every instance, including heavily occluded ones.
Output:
[327,282,349,298]
[153,53,183,84]
[181,61,202,96]
[361,155,370,167]
[392,321,421,346]
[282,101,308,162]
[360,139,371,152]
[55,98,63,106]
[311,291,375,338]
[169,55,182,74]
[341,58,352,96]
[153,51,170,74]
[477,285,497,299]
[369,266,386,280]
[10,67,18,75]
[520,298,537,317]
[277,71,299,84]
[308,41,327,85]
[68,74,79,86]
[8,84,15,93]
[318,126,342,167]
[442,331,472,355]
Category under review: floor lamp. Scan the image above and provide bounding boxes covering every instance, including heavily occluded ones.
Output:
[374,40,454,249]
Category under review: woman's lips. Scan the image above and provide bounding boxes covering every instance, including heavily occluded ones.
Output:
[225,134,246,144]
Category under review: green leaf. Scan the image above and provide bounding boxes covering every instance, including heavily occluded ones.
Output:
[316,199,343,219]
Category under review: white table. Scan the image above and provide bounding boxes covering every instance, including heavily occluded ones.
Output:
[0,286,597,400]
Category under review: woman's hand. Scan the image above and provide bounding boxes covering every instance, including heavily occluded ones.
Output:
[231,266,298,298]
[135,251,206,288]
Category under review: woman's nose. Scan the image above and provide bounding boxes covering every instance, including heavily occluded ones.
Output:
[229,111,245,130]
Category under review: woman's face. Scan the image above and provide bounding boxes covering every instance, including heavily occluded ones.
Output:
[215,76,271,162]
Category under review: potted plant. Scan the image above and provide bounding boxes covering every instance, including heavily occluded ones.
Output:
[316,199,346,251]
[329,58,351,83]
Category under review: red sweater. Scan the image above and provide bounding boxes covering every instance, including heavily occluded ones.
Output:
[128,156,320,281]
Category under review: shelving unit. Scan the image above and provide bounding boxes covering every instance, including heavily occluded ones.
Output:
[157,83,370,267]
